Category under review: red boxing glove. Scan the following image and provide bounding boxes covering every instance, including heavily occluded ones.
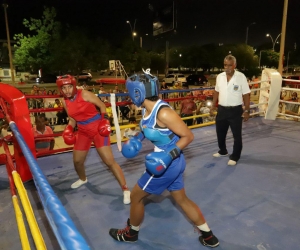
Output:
[3,134,13,142]
[101,112,109,120]
[98,119,111,137]
[62,125,76,145]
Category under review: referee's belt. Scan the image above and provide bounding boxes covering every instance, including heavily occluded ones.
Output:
[218,105,242,109]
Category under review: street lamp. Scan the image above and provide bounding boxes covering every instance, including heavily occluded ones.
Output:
[245,22,256,45]
[259,50,267,69]
[266,33,281,51]
[126,19,137,41]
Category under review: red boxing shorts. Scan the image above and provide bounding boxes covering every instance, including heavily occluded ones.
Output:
[74,121,110,151]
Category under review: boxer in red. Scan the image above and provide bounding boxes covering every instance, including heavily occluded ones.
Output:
[56,75,130,204]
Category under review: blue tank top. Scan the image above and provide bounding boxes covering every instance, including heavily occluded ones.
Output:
[140,100,179,150]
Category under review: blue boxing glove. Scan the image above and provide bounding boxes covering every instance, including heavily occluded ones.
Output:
[145,144,181,176]
[122,132,145,158]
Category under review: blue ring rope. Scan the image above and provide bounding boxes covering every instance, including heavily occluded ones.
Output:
[9,122,90,250]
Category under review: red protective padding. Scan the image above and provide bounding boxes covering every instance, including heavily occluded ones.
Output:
[0,83,35,182]
[3,142,17,196]
[0,154,6,165]
[95,78,126,85]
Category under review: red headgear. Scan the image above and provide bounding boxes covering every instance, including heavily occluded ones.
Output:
[56,75,77,98]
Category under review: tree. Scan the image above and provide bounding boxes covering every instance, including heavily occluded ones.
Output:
[50,29,100,74]
[13,7,61,72]
[149,52,165,74]
[258,50,279,69]
[113,40,151,74]
[88,38,111,72]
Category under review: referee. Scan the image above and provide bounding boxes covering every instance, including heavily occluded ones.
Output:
[210,55,251,166]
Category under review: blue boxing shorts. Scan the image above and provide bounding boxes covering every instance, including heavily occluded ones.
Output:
[138,154,186,195]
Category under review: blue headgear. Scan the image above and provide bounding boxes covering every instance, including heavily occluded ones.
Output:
[126,69,159,107]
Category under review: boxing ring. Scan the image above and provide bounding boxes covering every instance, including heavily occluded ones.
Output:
[0,69,300,250]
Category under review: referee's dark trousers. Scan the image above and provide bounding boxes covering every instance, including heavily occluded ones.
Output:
[216,105,243,162]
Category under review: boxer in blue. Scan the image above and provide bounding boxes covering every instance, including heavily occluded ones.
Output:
[109,69,219,248]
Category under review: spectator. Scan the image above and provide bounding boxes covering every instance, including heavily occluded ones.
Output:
[41,87,47,95]
[123,117,140,139]
[0,119,9,138]
[285,92,299,121]
[54,99,68,125]
[247,77,252,89]
[43,116,55,131]
[119,90,131,120]
[252,75,259,95]
[107,88,114,103]
[181,84,189,97]
[103,100,114,128]
[30,85,39,95]
[98,86,107,102]
[195,101,211,124]
[160,80,169,100]
[172,81,181,109]
[37,90,45,107]
[32,114,55,153]
[194,96,206,124]
[44,90,56,125]
[77,81,89,90]
[203,88,214,99]
[30,85,42,110]
[278,90,286,114]
[193,87,204,97]
[180,92,197,126]
[249,101,259,116]
[113,85,120,94]
[195,101,204,124]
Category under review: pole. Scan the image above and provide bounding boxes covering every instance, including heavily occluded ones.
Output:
[278,0,288,74]
[165,41,169,76]
[259,51,262,69]
[133,19,137,41]
[267,34,275,50]
[286,51,290,74]
[127,21,134,41]
[245,22,255,45]
[3,3,15,84]
[274,33,281,51]
[140,37,142,48]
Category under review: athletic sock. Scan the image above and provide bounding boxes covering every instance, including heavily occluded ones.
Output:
[131,225,140,231]
[197,223,210,232]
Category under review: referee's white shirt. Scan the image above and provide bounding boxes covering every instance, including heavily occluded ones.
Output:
[215,71,251,106]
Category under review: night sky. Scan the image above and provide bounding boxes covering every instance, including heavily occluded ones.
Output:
[1,0,300,50]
